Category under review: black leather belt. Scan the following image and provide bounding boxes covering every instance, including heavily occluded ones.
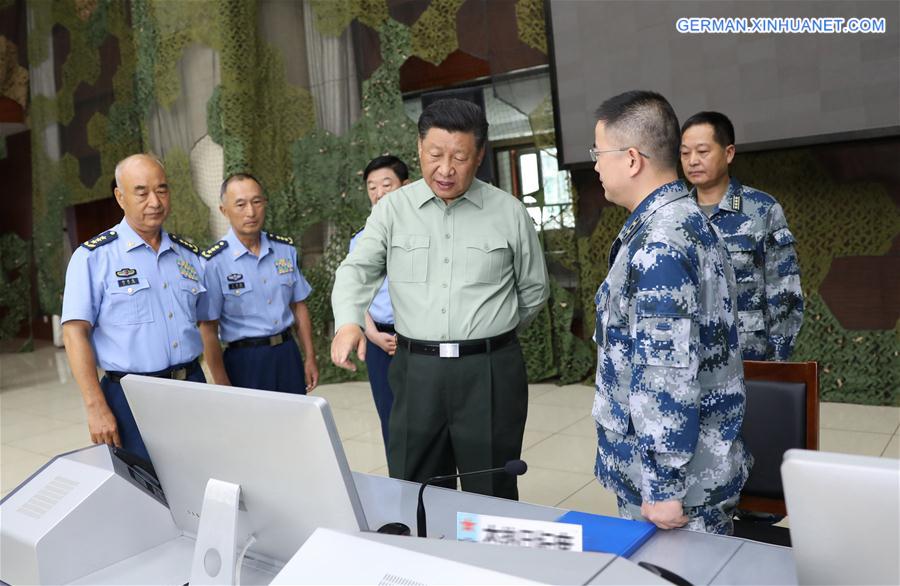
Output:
[397,330,516,358]
[105,358,201,384]
[227,327,293,349]
[374,322,396,334]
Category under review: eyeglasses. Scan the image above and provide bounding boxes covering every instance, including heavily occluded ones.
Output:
[588,147,651,162]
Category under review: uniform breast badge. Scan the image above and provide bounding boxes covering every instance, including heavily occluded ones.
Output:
[115,268,139,287]
[226,273,245,290]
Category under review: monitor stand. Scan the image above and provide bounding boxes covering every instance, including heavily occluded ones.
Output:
[190,479,242,585]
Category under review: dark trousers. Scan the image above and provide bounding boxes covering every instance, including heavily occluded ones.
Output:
[365,324,396,447]
[100,364,206,462]
[387,336,528,500]
[223,338,306,394]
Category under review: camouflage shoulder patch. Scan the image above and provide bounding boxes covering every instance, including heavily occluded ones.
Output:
[81,229,119,251]
[169,233,200,255]
[201,240,228,260]
[267,232,294,245]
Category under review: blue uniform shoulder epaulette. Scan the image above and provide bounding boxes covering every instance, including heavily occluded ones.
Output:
[81,229,119,251]
[200,240,228,260]
[730,193,743,212]
[169,233,200,255]
[267,232,293,245]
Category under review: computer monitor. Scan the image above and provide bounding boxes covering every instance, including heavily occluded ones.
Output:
[121,376,369,566]
[782,449,900,586]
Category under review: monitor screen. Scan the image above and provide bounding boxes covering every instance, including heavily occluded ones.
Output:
[121,376,369,566]
[547,0,900,167]
[782,449,900,586]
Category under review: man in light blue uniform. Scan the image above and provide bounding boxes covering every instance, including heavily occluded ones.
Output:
[199,173,318,394]
[62,154,209,462]
[349,155,409,446]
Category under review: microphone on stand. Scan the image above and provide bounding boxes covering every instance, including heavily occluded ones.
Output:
[416,459,528,538]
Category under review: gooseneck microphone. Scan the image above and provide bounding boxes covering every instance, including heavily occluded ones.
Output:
[416,460,528,538]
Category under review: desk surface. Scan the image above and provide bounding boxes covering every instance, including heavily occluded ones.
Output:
[352,472,797,585]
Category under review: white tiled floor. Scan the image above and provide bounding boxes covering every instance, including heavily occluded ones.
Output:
[2,342,899,523]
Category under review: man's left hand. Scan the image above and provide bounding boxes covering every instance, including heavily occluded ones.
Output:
[304,356,319,393]
[641,500,689,530]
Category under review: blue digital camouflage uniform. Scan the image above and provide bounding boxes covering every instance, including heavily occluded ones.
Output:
[695,178,803,361]
[61,219,209,461]
[592,180,753,535]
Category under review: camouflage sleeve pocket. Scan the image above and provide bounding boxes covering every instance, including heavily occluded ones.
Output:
[771,227,796,247]
[635,315,691,368]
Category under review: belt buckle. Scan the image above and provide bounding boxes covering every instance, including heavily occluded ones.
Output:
[439,343,459,358]
[171,368,188,381]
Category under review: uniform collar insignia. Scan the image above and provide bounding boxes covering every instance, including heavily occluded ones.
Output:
[722,178,744,212]
[227,273,243,282]
[115,268,137,278]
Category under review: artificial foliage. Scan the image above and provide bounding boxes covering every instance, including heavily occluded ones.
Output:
[0,232,31,342]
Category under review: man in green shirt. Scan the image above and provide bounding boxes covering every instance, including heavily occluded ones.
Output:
[331,98,550,499]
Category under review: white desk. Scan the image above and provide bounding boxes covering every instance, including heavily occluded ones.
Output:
[354,472,797,585]
[1,446,797,585]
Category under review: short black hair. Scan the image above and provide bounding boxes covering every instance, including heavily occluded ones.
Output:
[364,155,409,182]
[681,111,735,148]
[418,98,489,150]
[220,172,263,200]
[594,90,681,170]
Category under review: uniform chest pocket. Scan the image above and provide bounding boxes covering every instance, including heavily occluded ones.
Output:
[389,234,429,283]
[104,278,153,326]
[179,279,207,322]
[464,238,508,284]
[221,280,253,316]
[724,234,759,283]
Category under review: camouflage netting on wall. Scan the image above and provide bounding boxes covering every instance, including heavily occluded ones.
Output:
[0,233,31,345]
[730,150,899,405]
[14,0,898,404]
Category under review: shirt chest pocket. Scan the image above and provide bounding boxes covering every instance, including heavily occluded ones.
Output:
[464,237,508,284]
[724,234,759,283]
[389,234,429,283]
[221,280,253,316]
[178,279,206,322]
[104,278,153,326]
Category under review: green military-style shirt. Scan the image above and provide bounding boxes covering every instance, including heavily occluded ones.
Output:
[333,178,550,341]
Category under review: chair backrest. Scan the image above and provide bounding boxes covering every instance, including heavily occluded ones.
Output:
[738,361,819,515]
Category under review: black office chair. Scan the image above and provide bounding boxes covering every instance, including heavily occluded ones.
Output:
[733,361,819,547]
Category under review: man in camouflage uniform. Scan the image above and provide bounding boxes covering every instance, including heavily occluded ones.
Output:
[681,111,803,361]
[590,91,752,535]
